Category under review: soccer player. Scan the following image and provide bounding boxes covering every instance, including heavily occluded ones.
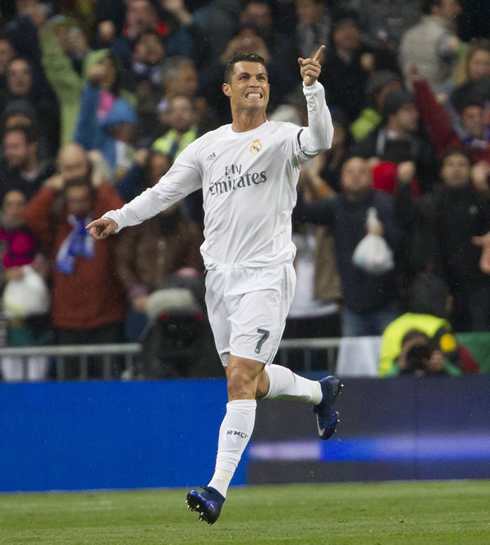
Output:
[87,46,342,525]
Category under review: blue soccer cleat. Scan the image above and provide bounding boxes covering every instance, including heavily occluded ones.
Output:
[313,376,342,440]
[186,486,225,525]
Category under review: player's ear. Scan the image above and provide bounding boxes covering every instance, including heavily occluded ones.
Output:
[222,83,231,97]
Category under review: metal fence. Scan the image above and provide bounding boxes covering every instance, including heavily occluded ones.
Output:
[0,338,341,382]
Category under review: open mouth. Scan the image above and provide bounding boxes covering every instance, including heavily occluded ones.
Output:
[245,92,263,99]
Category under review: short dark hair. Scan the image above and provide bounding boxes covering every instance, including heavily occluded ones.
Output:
[224,53,267,83]
[439,147,473,168]
[401,329,430,346]
[421,0,442,15]
[3,125,37,145]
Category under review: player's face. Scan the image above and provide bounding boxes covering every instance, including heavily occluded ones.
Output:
[223,61,270,113]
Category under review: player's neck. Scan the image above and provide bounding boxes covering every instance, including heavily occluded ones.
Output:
[231,110,267,133]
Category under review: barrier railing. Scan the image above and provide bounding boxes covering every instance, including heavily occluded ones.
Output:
[0,338,341,381]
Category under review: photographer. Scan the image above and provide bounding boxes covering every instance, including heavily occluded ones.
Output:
[387,330,462,376]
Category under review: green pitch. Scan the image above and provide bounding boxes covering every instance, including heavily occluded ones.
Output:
[0,480,488,544]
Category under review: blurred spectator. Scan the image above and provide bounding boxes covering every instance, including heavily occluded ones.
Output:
[0,189,50,382]
[152,94,204,225]
[74,49,137,178]
[0,56,60,157]
[0,33,16,77]
[23,149,127,379]
[37,15,85,147]
[441,38,490,107]
[154,56,205,132]
[115,201,203,342]
[47,14,91,75]
[191,0,240,64]
[117,148,171,205]
[303,109,352,195]
[108,0,193,69]
[350,89,438,191]
[295,0,332,60]
[350,69,402,142]
[408,65,490,165]
[396,148,490,332]
[238,0,297,88]
[0,125,55,202]
[129,30,166,93]
[1,99,37,133]
[400,0,463,90]
[384,329,463,376]
[355,0,422,47]
[294,156,402,336]
[283,160,341,370]
[153,95,199,162]
[319,13,374,121]
[379,272,480,376]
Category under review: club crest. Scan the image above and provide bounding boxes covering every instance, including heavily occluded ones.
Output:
[250,139,262,154]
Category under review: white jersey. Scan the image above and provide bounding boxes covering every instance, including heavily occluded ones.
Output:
[104,81,333,270]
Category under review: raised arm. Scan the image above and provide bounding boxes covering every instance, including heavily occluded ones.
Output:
[297,46,334,158]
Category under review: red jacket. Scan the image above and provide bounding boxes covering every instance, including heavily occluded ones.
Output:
[24,184,127,329]
[413,79,490,163]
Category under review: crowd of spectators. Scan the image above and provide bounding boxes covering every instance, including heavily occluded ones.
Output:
[0,0,489,380]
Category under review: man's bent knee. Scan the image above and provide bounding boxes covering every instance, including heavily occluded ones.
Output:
[226,356,267,401]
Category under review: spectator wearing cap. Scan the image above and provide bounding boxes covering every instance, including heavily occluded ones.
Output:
[400,0,464,91]
[396,148,490,332]
[1,99,50,161]
[350,70,402,142]
[379,272,480,376]
[350,89,438,191]
[0,125,55,202]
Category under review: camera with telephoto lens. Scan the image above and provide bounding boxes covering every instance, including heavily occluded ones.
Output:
[402,343,433,375]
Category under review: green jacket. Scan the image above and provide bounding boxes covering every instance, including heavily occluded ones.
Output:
[350,108,382,142]
[152,127,199,159]
[379,313,453,377]
[40,26,83,146]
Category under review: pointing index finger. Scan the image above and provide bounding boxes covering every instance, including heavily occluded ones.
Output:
[313,45,325,62]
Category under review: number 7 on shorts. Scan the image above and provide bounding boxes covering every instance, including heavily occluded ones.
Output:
[255,329,270,354]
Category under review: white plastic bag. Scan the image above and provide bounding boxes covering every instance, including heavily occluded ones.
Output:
[352,208,394,275]
[2,266,50,318]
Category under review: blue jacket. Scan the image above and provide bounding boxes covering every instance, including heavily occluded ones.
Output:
[74,84,137,170]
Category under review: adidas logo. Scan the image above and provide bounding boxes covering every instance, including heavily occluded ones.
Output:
[206,152,216,161]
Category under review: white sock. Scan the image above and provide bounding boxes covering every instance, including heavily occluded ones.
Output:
[262,364,323,405]
[208,399,256,498]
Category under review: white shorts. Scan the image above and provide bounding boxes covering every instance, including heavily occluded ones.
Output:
[205,263,296,366]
